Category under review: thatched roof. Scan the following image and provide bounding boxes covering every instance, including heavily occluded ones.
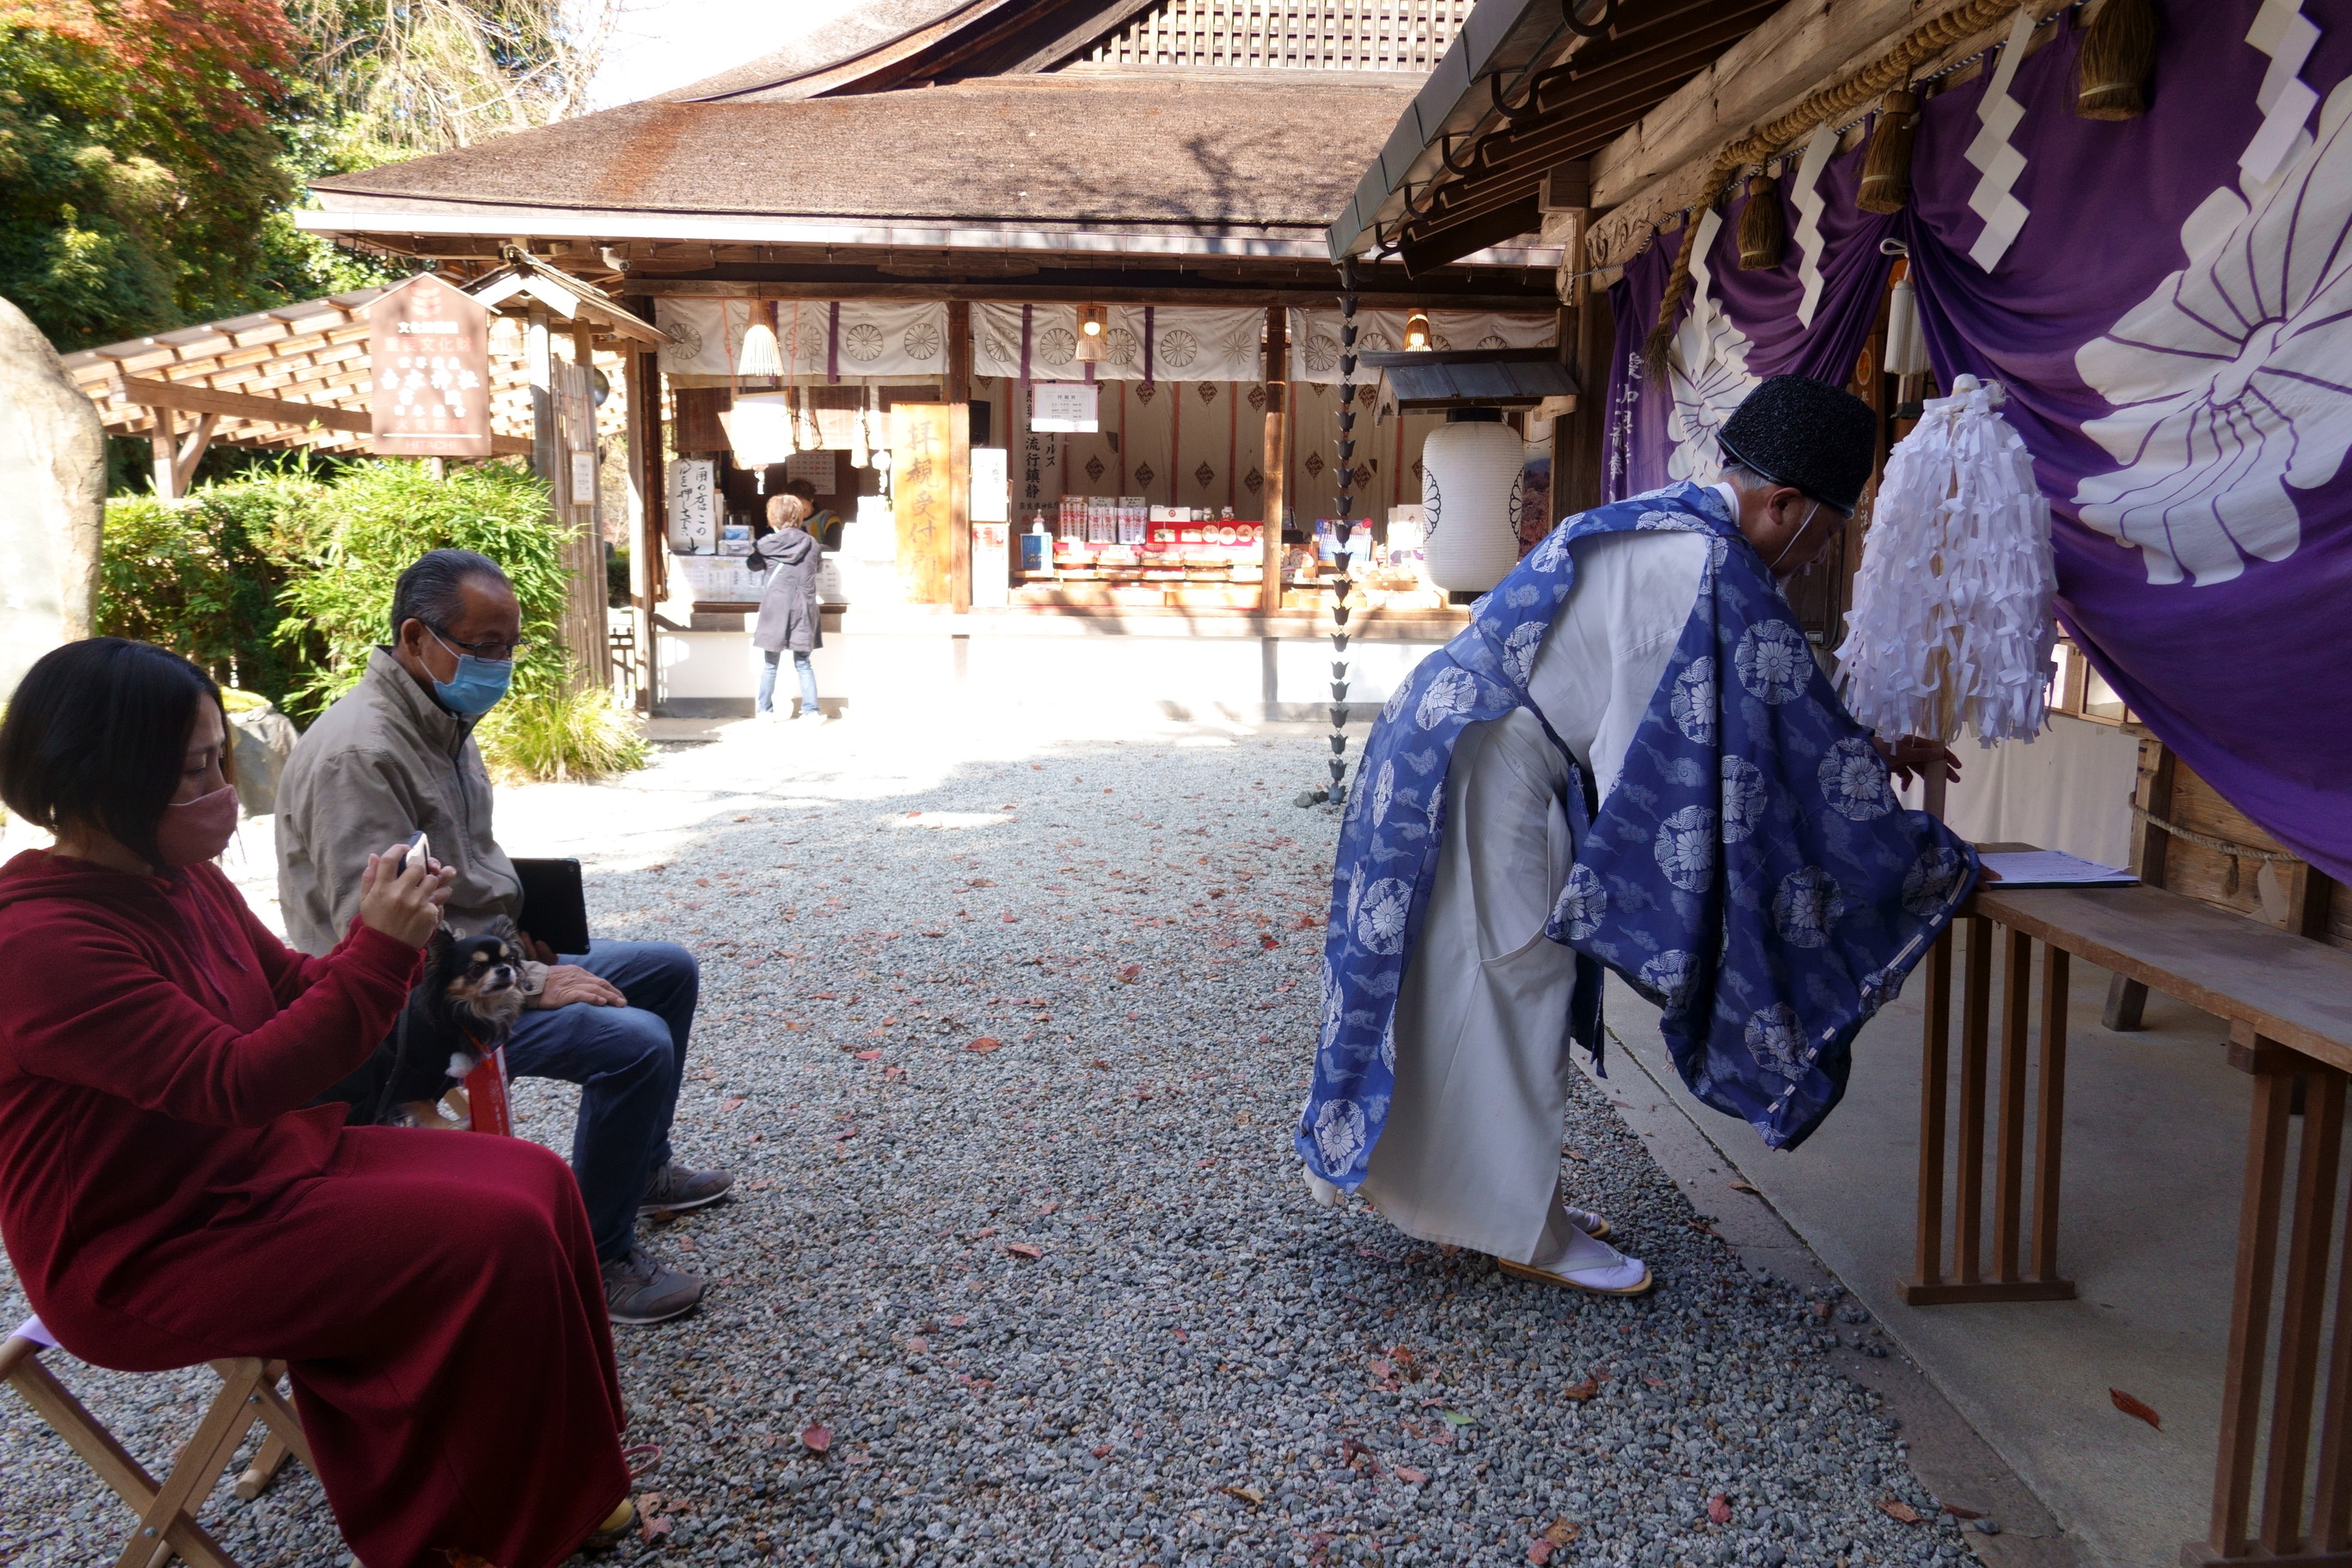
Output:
[310,71,1423,243]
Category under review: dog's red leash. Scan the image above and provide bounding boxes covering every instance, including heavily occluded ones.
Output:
[459,1030,514,1137]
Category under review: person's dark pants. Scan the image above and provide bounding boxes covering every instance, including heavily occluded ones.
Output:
[501,940,698,1264]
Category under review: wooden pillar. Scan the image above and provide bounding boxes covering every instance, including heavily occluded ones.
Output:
[1260,306,1288,616]
[567,320,609,689]
[150,408,179,499]
[948,299,973,612]
[527,307,556,487]
[1560,271,1611,513]
[2105,738,2176,1030]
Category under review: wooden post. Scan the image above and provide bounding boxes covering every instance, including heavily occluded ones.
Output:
[527,307,556,487]
[1559,277,1610,514]
[2105,737,2175,1028]
[2030,946,2069,1281]
[1261,307,1288,616]
[2212,1053,2298,1558]
[150,407,178,499]
[1955,916,1992,1284]
[948,300,973,612]
[567,321,609,689]
[1914,927,1952,1289]
[1993,928,2032,1282]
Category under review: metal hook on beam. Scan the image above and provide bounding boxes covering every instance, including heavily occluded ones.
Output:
[1438,132,1483,178]
[1561,0,1618,38]
[1488,70,1544,124]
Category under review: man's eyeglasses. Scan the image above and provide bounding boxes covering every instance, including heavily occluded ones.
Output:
[429,625,530,662]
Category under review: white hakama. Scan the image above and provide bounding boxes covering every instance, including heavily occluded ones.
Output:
[1358,530,1709,1268]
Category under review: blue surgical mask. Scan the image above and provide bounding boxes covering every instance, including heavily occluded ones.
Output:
[427,628,514,718]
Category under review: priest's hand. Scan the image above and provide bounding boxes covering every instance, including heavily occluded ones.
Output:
[1875,734,1961,787]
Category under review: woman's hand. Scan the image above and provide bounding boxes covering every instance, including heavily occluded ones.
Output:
[357,842,456,947]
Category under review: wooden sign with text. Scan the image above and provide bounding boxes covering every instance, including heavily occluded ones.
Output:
[369,273,492,457]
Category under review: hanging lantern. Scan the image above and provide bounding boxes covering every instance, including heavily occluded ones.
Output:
[737,299,784,378]
[1404,309,1432,352]
[1419,411,1524,592]
[1075,303,1109,363]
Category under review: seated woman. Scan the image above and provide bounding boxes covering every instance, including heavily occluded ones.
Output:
[0,639,634,1568]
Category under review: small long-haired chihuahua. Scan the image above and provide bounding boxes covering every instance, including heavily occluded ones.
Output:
[382,922,542,1130]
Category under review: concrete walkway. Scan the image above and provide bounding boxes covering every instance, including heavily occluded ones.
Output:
[1600,940,2258,1568]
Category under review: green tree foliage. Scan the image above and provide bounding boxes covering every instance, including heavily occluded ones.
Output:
[96,471,324,707]
[0,1,310,347]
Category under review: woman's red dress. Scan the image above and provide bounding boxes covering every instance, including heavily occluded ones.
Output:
[0,850,629,1568]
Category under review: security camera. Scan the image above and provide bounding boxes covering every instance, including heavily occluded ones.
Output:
[600,246,631,273]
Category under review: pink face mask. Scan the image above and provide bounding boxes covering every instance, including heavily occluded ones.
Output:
[156,785,239,867]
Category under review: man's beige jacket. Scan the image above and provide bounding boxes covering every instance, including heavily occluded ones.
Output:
[276,646,523,955]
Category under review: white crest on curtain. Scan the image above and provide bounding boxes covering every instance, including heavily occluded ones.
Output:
[1284,309,1557,383]
[2071,74,2352,586]
[655,299,949,381]
[1790,122,1841,327]
[2243,0,2321,186]
[1665,299,1758,482]
[973,303,1265,381]
[1962,7,2037,273]
[1836,376,2055,744]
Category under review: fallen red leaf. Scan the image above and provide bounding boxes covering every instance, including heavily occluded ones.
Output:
[1543,1520,1579,1547]
[799,1424,833,1455]
[2111,1388,2162,1430]
[1259,934,1280,950]
[946,1315,968,1327]
[1117,964,1142,983]
[1877,1499,1921,1525]
[1092,1445,1112,1459]
[639,1515,673,1542]
[1562,1379,1599,1402]
[1004,1242,1043,1259]
[1393,1466,1427,1485]
[1708,1493,1732,1525]
[1941,1504,1983,1521]
[1172,1328,1188,1342]
[854,1050,881,1062]
[1527,1541,1553,1565]
[966,1038,1003,1053]
[721,1096,745,1111]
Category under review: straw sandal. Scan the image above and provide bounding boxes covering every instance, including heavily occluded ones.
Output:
[1498,1256,1655,1296]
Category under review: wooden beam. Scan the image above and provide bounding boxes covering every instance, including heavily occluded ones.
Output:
[171,413,221,496]
[623,279,1558,310]
[119,373,371,436]
[1589,0,1926,212]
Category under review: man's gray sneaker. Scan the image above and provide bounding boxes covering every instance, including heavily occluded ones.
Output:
[602,1246,704,1326]
[638,1162,733,1216]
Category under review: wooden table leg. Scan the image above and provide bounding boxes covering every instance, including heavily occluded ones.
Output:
[2208,1064,2298,1559]
[2031,947,2070,1284]
[1994,928,2033,1281]
[2310,1108,2352,1553]
[1956,916,1993,1284]
[1906,927,1953,1300]
[2261,1069,2347,1554]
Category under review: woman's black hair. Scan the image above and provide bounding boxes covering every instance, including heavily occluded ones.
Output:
[0,638,232,867]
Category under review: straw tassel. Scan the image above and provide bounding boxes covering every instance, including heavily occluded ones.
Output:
[1736,175,1784,270]
[1857,90,1920,214]
[2076,0,2157,120]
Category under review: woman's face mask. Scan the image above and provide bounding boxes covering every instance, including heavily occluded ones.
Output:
[156,785,239,867]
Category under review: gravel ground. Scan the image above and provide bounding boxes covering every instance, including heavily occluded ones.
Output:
[2,715,1982,1567]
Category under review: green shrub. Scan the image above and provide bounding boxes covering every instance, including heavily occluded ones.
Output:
[273,459,571,715]
[98,476,323,707]
[270,459,645,781]
[472,673,651,784]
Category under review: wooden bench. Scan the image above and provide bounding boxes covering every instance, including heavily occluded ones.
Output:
[1900,873,2352,1565]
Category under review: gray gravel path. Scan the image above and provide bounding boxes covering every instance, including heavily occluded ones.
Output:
[3,720,1982,1567]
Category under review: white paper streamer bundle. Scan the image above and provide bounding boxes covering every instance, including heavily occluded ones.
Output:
[1834,375,2056,744]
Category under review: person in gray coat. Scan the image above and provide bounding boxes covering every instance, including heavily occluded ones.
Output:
[750,493,827,720]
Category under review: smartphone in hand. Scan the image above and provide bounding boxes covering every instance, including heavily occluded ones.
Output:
[404,831,430,872]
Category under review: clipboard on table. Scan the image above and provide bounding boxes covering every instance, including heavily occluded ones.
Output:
[512,858,591,956]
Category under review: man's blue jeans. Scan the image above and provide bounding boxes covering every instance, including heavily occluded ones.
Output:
[501,940,698,1264]
[757,648,821,716]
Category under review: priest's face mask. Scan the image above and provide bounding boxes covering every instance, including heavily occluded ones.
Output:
[1753,487,1844,579]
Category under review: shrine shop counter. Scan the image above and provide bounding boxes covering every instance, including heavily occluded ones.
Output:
[645,596,1469,722]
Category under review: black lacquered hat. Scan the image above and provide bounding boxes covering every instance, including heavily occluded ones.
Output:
[1715,374,1878,513]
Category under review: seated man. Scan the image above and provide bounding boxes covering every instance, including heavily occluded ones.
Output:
[1302,376,1974,1295]
[277,548,731,1326]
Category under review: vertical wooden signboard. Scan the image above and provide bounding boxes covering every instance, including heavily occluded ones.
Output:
[369,274,492,457]
[891,404,954,603]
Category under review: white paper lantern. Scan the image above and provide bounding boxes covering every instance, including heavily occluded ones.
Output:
[1420,418,1526,591]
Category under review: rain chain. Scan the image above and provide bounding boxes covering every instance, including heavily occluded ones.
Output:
[1325,266,1362,808]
